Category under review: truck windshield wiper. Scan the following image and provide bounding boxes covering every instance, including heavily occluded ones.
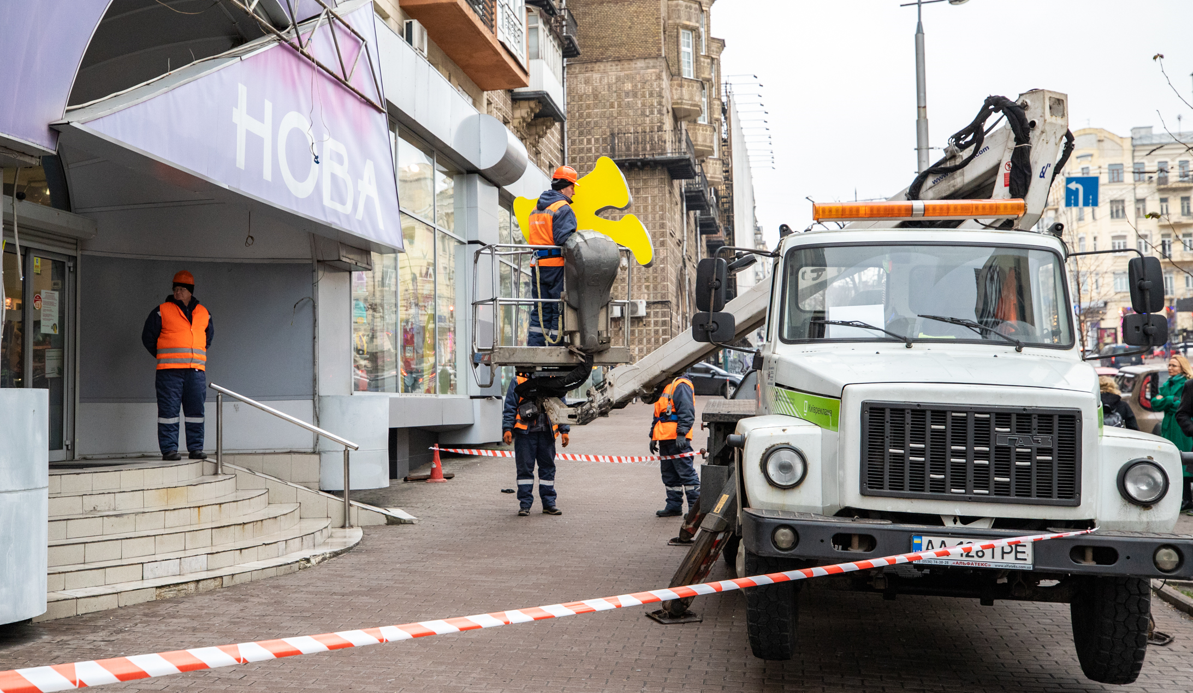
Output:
[810,318,912,348]
[917,314,1023,352]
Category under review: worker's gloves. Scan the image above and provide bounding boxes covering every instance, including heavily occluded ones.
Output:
[561,433,570,448]
[503,431,513,445]
[649,440,659,455]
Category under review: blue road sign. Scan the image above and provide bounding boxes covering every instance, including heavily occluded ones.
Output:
[1065,176,1099,207]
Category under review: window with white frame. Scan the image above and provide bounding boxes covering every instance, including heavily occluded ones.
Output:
[1077,207,1084,221]
[1111,235,1127,250]
[680,30,694,79]
[699,84,708,124]
[1138,234,1149,254]
[1114,272,1128,293]
[1161,197,1170,215]
[1136,198,1147,217]
[1109,163,1123,183]
[1185,233,1193,251]
[1078,236,1086,252]
[1158,161,1169,185]
[1165,272,1175,296]
[1110,199,1125,219]
[1187,274,1193,290]
[1081,166,1090,176]
[526,10,563,82]
[1183,196,1192,217]
[700,12,707,54]
[1162,236,1173,257]
[496,0,526,65]
[1181,160,1190,182]
[1134,162,1145,181]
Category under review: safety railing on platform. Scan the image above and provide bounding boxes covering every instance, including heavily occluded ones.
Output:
[209,383,359,528]
[470,242,636,388]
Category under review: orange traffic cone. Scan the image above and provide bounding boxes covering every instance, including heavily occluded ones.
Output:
[426,447,448,483]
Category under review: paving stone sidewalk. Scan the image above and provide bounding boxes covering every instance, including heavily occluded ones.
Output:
[3,398,1193,692]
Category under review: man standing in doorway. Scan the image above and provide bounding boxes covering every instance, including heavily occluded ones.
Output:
[142,271,213,461]
[650,375,698,517]
[526,166,579,346]
[502,373,569,516]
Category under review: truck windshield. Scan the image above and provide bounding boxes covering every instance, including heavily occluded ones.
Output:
[779,243,1073,348]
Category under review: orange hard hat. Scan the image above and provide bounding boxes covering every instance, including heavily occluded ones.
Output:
[552,165,579,185]
[173,270,195,286]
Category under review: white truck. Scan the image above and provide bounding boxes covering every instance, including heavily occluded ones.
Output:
[682,91,1186,686]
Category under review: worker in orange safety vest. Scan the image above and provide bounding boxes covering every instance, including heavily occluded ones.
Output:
[502,373,570,516]
[650,375,698,517]
[141,270,213,461]
[526,166,579,346]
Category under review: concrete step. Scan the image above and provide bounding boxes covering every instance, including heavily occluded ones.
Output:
[49,459,206,497]
[47,503,301,567]
[39,527,362,621]
[49,488,269,541]
[48,473,238,518]
[48,518,333,591]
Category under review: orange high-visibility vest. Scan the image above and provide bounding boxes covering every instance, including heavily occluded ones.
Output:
[652,377,695,441]
[512,376,560,436]
[156,302,210,371]
[528,200,569,267]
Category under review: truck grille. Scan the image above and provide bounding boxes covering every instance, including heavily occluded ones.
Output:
[861,402,1081,506]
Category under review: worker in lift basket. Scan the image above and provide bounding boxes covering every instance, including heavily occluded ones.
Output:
[650,375,699,517]
[141,271,213,461]
[525,166,579,346]
[502,373,570,516]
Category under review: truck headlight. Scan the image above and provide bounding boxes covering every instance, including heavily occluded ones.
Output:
[762,446,807,489]
[1117,459,1169,506]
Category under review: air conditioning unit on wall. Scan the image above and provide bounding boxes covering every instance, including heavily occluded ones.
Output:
[403,19,428,56]
[611,300,647,319]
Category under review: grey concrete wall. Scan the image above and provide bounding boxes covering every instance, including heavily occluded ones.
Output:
[0,389,48,624]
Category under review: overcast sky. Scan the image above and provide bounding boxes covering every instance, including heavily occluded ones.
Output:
[712,0,1193,247]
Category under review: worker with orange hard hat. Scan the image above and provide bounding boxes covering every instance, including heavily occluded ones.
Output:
[141,270,214,461]
[526,166,579,347]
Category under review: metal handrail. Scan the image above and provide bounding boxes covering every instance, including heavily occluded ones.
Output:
[209,383,359,529]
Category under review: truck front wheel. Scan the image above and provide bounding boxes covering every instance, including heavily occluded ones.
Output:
[1070,576,1149,685]
[743,550,800,660]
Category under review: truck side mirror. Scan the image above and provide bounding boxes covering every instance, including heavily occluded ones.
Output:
[727,254,757,274]
[1122,313,1168,347]
[696,258,727,312]
[1128,256,1164,314]
[693,311,735,343]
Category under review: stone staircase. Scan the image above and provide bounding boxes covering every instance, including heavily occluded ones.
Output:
[42,459,362,621]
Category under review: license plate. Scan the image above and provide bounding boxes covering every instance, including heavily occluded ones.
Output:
[911,534,1034,571]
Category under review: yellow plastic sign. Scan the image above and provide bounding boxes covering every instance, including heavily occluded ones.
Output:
[514,156,653,266]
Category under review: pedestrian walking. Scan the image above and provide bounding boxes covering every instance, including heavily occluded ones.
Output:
[1154,355,1193,510]
[650,375,699,517]
[1099,377,1137,430]
[502,374,569,516]
[141,270,213,461]
[526,166,578,346]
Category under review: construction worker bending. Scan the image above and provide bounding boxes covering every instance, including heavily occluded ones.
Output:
[502,374,570,516]
[650,376,698,517]
[526,166,579,346]
[141,270,213,461]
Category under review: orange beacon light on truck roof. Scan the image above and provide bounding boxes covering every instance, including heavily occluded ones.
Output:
[812,199,1027,222]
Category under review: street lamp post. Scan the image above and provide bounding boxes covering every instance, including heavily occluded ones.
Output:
[901,0,969,174]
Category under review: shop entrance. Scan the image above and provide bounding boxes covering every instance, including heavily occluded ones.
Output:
[2,245,73,461]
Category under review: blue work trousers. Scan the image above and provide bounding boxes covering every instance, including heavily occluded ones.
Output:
[514,430,557,509]
[527,265,564,347]
[156,368,206,454]
[659,438,699,511]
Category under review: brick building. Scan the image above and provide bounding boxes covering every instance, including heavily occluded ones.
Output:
[566,0,729,358]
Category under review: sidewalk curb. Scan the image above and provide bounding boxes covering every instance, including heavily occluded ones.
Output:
[1152,579,1193,617]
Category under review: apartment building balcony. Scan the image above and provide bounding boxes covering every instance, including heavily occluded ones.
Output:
[401,0,529,90]
[703,157,723,186]
[667,0,702,28]
[697,208,721,235]
[688,122,716,159]
[512,59,565,121]
[696,54,713,82]
[1158,176,1193,190]
[609,129,699,179]
[672,77,703,122]
[556,7,580,58]
[683,165,716,212]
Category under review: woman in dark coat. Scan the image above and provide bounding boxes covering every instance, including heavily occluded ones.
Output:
[1100,377,1137,431]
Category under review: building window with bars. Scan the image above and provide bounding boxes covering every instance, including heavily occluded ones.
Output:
[1110,199,1126,219]
[1112,235,1127,250]
[1134,161,1146,181]
[680,30,694,79]
[1108,163,1123,183]
[1114,272,1128,293]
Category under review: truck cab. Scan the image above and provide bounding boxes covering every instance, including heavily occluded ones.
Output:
[731,223,1185,684]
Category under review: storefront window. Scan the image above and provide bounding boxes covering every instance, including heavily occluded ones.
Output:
[397,136,434,223]
[437,233,463,394]
[2,247,23,388]
[435,159,459,234]
[399,215,436,393]
[351,252,398,393]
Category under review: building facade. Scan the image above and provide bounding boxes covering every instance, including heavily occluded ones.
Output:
[1042,126,1193,350]
[565,0,731,359]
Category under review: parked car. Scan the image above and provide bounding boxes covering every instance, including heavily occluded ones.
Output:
[1099,344,1144,368]
[1115,364,1169,435]
[686,362,743,397]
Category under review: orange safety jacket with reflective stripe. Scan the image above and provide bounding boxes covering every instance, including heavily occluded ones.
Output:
[528,200,569,267]
[156,302,210,371]
[652,377,695,441]
[512,375,561,436]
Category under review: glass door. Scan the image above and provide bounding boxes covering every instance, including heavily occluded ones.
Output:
[1,244,73,461]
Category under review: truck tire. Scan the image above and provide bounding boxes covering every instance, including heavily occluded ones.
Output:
[743,550,800,660]
[1070,576,1149,685]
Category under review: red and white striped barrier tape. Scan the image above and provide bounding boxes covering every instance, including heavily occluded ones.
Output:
[432,445,697,464]
[0,528,1092,693]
